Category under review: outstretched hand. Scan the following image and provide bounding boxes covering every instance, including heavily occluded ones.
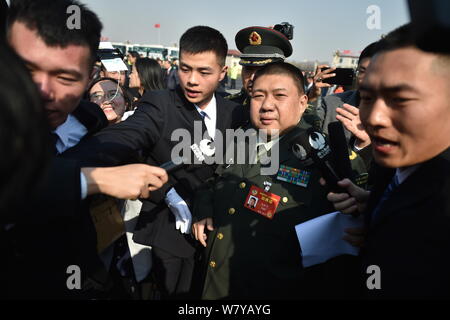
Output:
[336,103,371,149]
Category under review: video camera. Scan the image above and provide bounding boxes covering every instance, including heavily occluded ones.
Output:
[273,22,294,40]
[97,48,124,63]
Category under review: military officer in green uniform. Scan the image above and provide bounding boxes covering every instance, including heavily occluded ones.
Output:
[192,62,367,300]
[228,25,321,130]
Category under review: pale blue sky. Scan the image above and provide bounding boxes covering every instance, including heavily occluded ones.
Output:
[86,0,410,62]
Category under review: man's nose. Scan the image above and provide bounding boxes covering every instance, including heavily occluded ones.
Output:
[34,73,54,101]
[187,71,199,86]
[362,98,390,130]
[260,96,275,112]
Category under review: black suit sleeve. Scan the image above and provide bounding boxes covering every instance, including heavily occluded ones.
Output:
[63,91,166,166]
[26,158,82,220]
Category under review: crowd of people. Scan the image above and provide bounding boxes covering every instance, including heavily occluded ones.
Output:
[1,0,450,300]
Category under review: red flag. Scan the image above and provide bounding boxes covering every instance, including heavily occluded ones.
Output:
[154,24,161,28]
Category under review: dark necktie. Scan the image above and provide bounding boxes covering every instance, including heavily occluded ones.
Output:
[200,111,207,119]
[371,174,399,222]
[49,132,59,155]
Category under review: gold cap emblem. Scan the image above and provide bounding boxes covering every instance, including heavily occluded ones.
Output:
[249,31,262,45]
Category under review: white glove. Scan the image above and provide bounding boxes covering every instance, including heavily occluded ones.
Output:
[165,188,192,234]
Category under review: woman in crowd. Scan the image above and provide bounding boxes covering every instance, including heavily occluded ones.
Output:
[88,77,132,124]
[129,58,165,98]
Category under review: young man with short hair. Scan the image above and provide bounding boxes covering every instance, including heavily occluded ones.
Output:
[6,0,167,298]
[328,23,450,298]
[69,25,246,298]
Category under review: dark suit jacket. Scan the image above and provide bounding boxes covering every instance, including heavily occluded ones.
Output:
[37,100,108,218]
[362,147,450,299]
[66,87,245,257]
[318,90,372,170]
[5,100,108,299]
[318,90,360,139]
[165,67,179,90]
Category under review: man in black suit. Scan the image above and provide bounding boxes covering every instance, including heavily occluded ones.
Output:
[68,26,245,298]
[5,0,168,298]
[327,23,450,298]
[163,59,180,90]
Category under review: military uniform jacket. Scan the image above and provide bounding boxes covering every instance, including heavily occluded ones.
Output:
[194,122,366,300]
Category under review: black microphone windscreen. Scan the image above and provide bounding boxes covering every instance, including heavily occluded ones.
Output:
[289,127,341,190]
[328,121,354,181]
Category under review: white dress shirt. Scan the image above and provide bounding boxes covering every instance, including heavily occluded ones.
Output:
[194,95,217,140]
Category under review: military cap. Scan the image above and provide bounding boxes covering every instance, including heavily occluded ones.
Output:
[235,26,293,67]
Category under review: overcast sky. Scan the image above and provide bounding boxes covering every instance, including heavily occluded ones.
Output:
[76,0,409,62]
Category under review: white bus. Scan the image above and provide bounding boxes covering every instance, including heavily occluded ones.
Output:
[111,42,133,56]
[165,46,179,60]
[132,44,165,60]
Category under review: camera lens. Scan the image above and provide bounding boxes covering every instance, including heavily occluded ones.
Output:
[274,22,293,40]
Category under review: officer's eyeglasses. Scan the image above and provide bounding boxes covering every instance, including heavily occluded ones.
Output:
[90,90,123,103]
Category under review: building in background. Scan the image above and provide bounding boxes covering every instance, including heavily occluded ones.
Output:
[225,49,241,69]
[331,49,360,68]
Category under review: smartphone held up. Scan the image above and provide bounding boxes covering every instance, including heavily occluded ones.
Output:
[320,67,355,86]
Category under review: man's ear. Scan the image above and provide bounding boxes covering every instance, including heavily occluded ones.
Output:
[219,65,228,81]
[298,94,308,120]
[299,94,308,111]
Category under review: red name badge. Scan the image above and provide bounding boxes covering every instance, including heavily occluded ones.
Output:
[244,185,281,219]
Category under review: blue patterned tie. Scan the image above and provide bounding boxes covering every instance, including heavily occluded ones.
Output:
[200,111,207,119]
[371,174,399,222]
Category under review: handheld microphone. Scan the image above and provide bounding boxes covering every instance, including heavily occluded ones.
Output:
[159,157,186,173]
[327,121,354,182]
[159,141,214,174]
[289,128,342,191]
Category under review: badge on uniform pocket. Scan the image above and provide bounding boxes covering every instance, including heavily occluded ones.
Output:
[276,165,311,187]
[244,185,281,219]
[355,172,369,187]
